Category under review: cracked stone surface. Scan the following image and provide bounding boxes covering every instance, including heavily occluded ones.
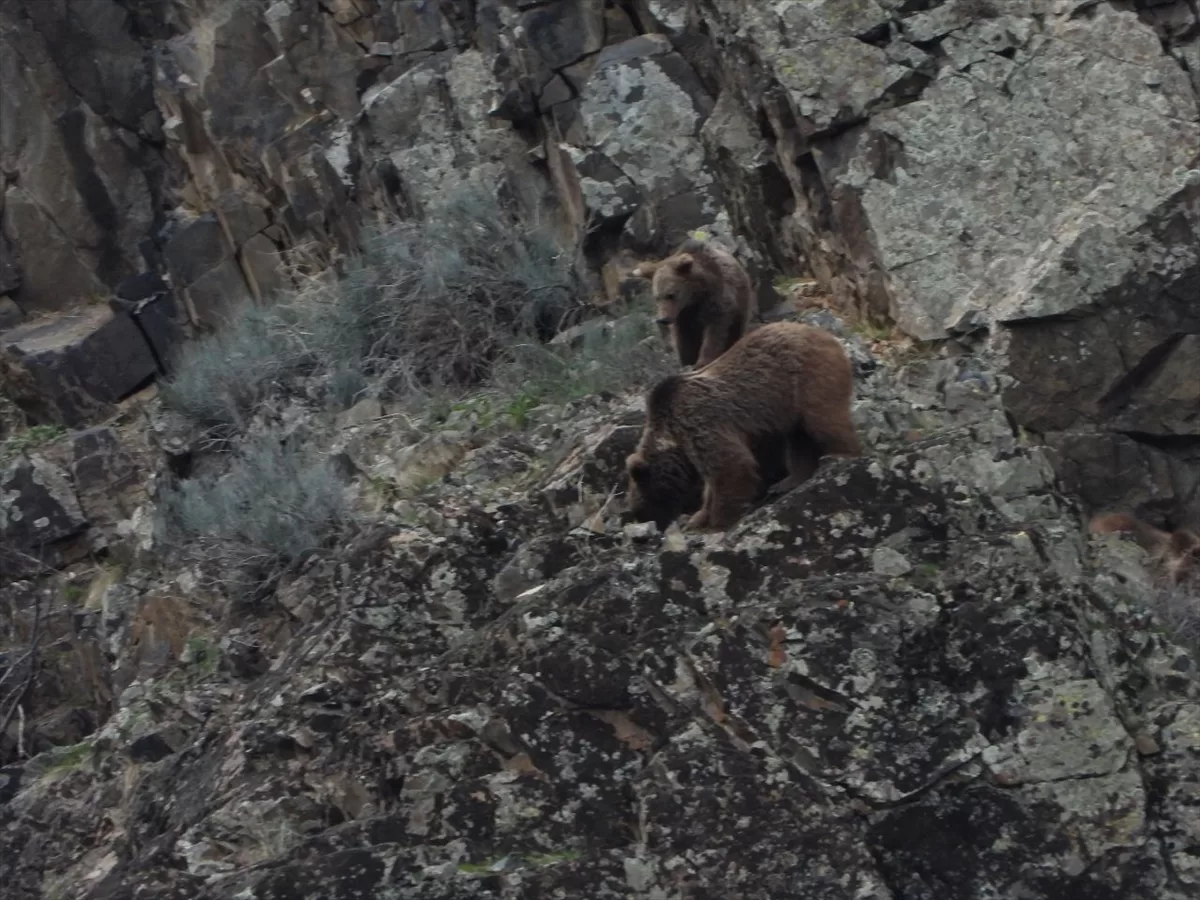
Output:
[4,310,1200,899]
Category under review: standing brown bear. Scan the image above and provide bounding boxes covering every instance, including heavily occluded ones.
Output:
[632,238,756,369]
[1089,511,1200,585]
[625,321,861,532]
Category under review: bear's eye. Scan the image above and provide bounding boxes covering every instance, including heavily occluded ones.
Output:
[663,292,676,301]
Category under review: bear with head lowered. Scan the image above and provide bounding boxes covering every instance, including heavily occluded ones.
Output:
[632,238,756,370]
[625,321,861,532]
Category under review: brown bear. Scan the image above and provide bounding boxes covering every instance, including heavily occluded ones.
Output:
[625,321,861,532]
[631,238,757,369]
[623,432,799,531]
[1089,511,1200,585]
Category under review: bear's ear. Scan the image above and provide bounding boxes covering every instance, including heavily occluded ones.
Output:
[627,453,650,482]
[631,261,660,279]
[672,253,694,275]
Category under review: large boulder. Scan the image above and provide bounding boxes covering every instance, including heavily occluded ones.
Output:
[1,305,159,427]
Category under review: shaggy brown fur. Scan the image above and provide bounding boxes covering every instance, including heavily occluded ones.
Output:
[631,238,756,369]
[624,433,799,531]
[625,321,861,532]
[1089,511,1200,585]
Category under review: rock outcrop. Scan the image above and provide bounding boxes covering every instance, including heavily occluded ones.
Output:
[2,2,1200,897]
[2,0,1196,522]
[3,312,1200,899]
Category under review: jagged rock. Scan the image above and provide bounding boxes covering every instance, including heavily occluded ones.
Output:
[162,214,231,289]
[0,454,87,551]
[998,183,1200,521]
[239,233,286,302]
[111,271,182,370]
[520,0,606,71]
[569,34,722,252]
[1045,431,1197,525]
[707,3,1200,338]
[0,306,159,427]
[161,213,256,327]
[363,50,540,214]
[0,1,155,313]
[69,426,147,545]
[181,258,255,328]
[0,186,107,314]
[700,89,797,302]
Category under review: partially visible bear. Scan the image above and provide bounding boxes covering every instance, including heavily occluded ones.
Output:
[625,321,861,532]
[632,238,756,369]
[623,433,798,531]
[1089,511,1200,585]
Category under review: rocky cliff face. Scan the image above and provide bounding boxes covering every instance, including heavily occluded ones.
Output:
[2,1,1200,898]
[4,314,1200,899]
[2,0,1197,523]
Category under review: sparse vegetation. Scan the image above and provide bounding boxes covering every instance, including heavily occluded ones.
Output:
[160,184,587,431]
[157,303,301,430]
[468,314,672,428]
[458,849,581,875]
[1147,582,1200,657]
[154,185,674,596]
[0,424,67,463]
[157,436,356,592]
[184,636,220,679]
[43,739,93,773]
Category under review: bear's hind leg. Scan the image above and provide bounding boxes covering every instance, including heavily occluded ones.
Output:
[804,409,862,459]
[687,438,761,531]
[768,430,821,496]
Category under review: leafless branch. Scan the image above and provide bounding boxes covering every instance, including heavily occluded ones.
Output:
[0,554,46,759]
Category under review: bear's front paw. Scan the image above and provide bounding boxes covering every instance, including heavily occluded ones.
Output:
[684,510,710,531]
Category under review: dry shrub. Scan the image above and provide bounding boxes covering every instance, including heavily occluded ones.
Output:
[1148,580,1200,658]
[159,185,585,430]
[157,436,355,596]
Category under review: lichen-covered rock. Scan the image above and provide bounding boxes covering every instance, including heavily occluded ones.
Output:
[0,453,86,555]
[3,2,1200,898]
[568,34,722,251]
[5,334,1199,899]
